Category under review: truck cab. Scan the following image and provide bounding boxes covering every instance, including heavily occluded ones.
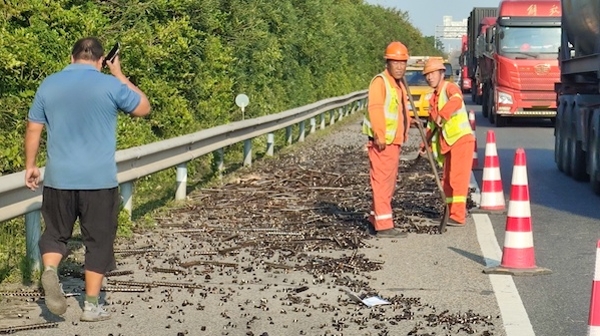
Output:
[485,0,561,126]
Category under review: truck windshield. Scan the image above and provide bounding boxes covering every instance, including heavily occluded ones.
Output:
[405,70,428,86]
[498,26,560,59]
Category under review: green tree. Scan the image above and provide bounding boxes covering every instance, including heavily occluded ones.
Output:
[0,0,444,174]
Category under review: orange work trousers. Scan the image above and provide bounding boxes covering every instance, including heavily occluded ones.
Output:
[367,143,401,231]
[442,136,475,224]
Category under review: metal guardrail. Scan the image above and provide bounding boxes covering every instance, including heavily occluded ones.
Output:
[0,90,368,269]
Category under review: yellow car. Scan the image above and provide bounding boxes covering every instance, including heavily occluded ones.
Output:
[405,65,434,118]
[443,62,455,83]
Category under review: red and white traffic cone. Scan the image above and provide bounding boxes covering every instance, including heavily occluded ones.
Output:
[473,130,505,213]
[469,110,480,170]
[588,240,600,335]
[484,148,551,276]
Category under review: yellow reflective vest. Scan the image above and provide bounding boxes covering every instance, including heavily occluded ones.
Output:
[362,73,399,144]
[428,81,472,167]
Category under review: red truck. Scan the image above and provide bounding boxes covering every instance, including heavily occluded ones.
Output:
[458,35,471,93]
[481,0,561,127]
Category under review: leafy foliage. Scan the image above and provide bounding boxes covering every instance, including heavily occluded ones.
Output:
[0,0,442,174]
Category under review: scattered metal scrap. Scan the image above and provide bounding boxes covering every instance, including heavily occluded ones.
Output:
[0,322,58,334]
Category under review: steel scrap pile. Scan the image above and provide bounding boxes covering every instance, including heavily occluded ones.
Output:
[0,142,493,336]
[169,144,446,237]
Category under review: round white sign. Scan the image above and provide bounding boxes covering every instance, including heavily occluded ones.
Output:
[235,94,249,108]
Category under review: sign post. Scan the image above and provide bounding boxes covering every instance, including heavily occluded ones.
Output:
[235,94,249,120]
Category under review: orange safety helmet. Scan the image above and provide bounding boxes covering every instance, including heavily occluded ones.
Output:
[384,42,409,61]
[422,58,446,75]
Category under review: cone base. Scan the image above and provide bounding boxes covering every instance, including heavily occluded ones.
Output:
[483,265,552,276]
[470,207,507,214]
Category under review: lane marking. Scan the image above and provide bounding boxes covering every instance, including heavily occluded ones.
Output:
[471,173,536,336]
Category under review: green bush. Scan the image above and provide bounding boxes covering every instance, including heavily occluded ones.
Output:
[0,0,442,175]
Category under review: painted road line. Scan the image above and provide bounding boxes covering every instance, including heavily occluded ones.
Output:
[474,214,535,335]
[472,170,534,335]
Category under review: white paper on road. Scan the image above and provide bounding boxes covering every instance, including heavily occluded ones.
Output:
[344,290,390,307]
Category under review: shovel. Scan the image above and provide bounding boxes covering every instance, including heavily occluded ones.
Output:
[402,77,449,232]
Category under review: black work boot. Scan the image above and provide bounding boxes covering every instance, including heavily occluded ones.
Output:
[377,228,408,238]
[447,219,466,227]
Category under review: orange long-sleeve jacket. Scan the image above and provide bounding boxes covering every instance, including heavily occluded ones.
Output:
[428,81,472,154]
[367,69,412,145]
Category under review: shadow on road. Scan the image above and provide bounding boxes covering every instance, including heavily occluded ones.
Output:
[447,246,486,266]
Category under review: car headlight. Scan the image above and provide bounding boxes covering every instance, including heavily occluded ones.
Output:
[424,92,433,101]
[498,92,513,105]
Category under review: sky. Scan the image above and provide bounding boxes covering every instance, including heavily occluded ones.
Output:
[365,0,500,52]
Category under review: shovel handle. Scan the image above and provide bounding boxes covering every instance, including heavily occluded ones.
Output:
[402,77,449,230]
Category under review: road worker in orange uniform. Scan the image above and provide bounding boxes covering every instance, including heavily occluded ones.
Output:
[362,41,412,238]
[422,58,475,227]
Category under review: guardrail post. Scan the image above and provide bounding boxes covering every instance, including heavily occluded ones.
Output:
[338,108,344,121]
[243,139,252,166]
[217,148,225,178]
[25,210,42,272]
[286,126,293,145]
[266,133,274,156]
[175,163,187,201]
[120,182,133,220]
[310,118,316,134]
[299,121,305,142]
[320,113,326,130]
[330,110,335,126]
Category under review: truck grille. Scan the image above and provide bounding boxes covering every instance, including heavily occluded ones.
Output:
[508,68,559,91]
[520,91,556,102]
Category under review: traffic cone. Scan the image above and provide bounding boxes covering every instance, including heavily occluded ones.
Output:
[469,110,481,171]
[483,148,551,276]
[588,240,600,335]
[472,130,505,213]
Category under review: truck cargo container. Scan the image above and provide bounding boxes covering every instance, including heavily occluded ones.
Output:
[472,17,497,105]
[554,0,600,194]
[466,7,498,102]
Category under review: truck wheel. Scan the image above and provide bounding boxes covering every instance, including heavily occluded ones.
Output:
[590,111,600,194]
[554,103,564,170]
[570,105,588,181]
[570,139,588,181]
[482,88,489,118]
[560,105,572,176]
[487,91,494,123]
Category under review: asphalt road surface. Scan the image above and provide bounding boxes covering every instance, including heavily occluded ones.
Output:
[3,99,598,336]
[469,98,600,336]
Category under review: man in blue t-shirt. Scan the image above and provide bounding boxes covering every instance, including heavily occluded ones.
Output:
[24,37,151,322]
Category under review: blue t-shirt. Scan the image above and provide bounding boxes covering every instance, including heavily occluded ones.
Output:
[28,63,141,190]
